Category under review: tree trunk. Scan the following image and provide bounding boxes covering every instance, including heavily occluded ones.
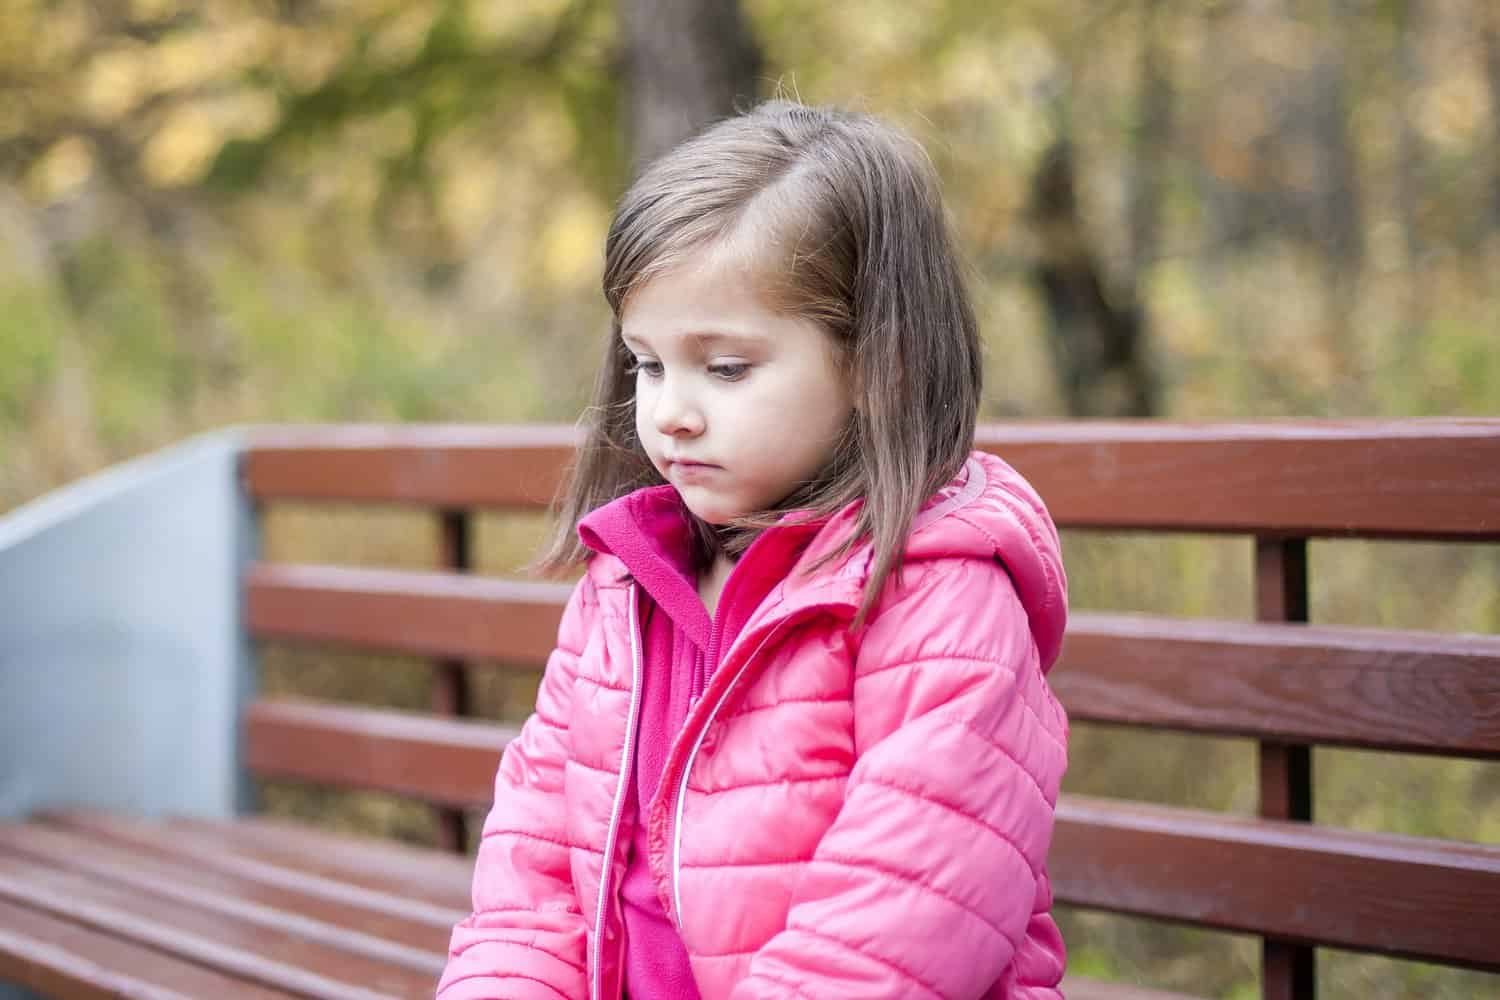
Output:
[1129,0,1173,283]
[1030,140,1160,418]
[1481,3,1500,237]
[1314,4,1365,274]
[1312,0,1365,402]
[1394,0,1426,266]
[617,0,764,174]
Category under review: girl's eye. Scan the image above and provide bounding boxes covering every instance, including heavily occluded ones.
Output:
[627,358,663,378]
[709,363,750,381]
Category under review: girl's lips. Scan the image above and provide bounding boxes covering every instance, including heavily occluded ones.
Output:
[669,460,720,481]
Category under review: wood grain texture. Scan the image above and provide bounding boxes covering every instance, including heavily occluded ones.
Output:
[978,420,1500,539]
[243,424,580,508]
[1051,795,1500,971]
[0,894,290,1000]
[244,697,515,808]
[40,812,468,922]
[0,822,448,968]
[1053,614,1500,757]
[168,814,474,909]
[246,562,573,664]
[0,853,437,998]
[242,420,1500,538]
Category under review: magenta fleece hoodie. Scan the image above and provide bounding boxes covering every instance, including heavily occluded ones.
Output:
[577,485,823,999]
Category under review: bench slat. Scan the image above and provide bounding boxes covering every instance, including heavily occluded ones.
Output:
[236,698,1500,971]
[979,421,1500,539]
[246,562,571,663]
[0,821,448,971]
[1055,614,1500,757]
[244,421,1500,539]
[32,817,1208,1000]
[0,894,290,1000]
[247,564,1500,762]
[244,424,578,508]
[1052,795,1500,971]
[167,814,474,909]
[0,854,439,998]
[245,697,515,808]
[40,812,469,922]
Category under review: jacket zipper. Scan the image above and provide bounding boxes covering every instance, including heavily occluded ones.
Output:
[688,607,722,710]
[592,583,645,1000]
[663,458,985,931]
[668,602,846,927]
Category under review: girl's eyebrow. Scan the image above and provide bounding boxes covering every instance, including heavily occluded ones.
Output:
[620,329,766,350]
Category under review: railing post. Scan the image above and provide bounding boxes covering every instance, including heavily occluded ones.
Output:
[434,508,473,853]
[1255,536,1315,1000]
[238,493,265,817]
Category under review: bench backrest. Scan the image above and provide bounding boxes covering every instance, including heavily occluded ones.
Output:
[239,420,1500,999]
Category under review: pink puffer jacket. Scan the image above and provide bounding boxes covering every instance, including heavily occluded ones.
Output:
[439,450,1070,999]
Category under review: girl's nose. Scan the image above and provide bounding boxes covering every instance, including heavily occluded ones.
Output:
[653,380,705,437]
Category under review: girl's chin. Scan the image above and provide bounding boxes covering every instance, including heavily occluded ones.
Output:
[677,492,746,526]
[685,506,741,526]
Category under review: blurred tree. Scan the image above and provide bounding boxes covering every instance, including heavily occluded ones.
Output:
[1129,0,1172,283]
[1030,137,1159,418]
[1482,4,1500,235]
[618,0,763,171]
[1024,0,1165,419]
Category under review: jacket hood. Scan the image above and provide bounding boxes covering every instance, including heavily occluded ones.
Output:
[579,449,1068,675]
[789,450,1068,674]
[914,450,1068,672]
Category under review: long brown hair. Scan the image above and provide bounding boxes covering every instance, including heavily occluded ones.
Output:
[536,98,981,627]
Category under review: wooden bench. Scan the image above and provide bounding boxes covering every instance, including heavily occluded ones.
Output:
[1,421,1497,999]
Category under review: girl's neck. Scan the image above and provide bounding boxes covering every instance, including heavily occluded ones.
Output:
[697,553,735,618]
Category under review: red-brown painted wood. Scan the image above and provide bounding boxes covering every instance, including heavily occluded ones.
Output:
[979,421,1500,539]
[1051,795,1500,972]
[246,562,572,664]
[234,696,1500,972]
[0,853,438,998]
[40,812,468,919]
[242,421,1500,538]
[1053,615,1500,757]
[0,822,446,973]
[243,424,580,509]
[21,417,1483,999]
[244,697,514,808]
[251,568,1500,759]
[0,894,290,999]
[169,814,474,909]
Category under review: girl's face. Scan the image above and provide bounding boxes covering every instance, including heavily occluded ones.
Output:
[621,257,854,525]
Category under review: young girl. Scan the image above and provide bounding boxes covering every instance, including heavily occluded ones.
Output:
[439,99,1069,1000]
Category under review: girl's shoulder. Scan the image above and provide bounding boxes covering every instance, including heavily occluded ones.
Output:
[861,450,1068,670]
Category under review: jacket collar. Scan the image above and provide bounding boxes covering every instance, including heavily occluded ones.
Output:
[578,455,989,629]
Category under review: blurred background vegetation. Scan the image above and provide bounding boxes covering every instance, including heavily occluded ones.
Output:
[2,0,1497,996]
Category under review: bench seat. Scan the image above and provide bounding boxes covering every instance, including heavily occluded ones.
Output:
[0,814,455,999]
[0,812,1198,1000]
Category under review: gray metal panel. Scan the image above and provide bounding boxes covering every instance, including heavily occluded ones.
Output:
[0,429,255,820]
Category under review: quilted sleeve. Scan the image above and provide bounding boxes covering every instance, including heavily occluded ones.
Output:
[436,574,596,1000]
[732,558,1069,999]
